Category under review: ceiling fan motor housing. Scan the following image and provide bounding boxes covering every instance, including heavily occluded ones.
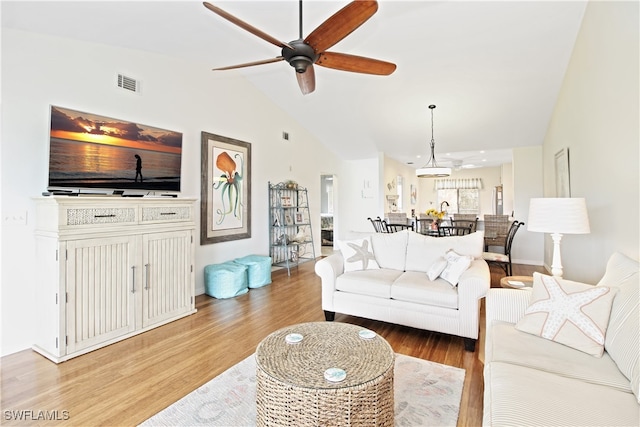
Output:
[282,40,319,73]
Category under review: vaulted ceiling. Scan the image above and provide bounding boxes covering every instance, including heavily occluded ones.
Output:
[2,1,587,169]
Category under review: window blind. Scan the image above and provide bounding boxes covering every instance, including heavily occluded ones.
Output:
[434,178,483,190]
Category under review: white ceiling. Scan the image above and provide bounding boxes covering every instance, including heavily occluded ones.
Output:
[1,1,587,169]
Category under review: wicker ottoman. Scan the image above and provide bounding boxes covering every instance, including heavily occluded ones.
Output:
[234,255,272,288]
[204,262,248,299]
[255,322,395,426]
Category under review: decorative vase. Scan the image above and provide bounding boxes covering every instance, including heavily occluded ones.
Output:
[430,220,439,230]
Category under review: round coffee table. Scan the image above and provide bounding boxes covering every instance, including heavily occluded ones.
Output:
[500,275,534,289]
[255,322,395,427]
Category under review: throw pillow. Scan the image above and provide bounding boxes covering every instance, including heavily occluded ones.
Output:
[515,272,617,357]
[427,257,447,281]
[439,250,472,287]
[337,237,380,272]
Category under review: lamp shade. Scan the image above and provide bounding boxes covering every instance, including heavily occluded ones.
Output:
[416,166,451,178]
[527,198,590,234]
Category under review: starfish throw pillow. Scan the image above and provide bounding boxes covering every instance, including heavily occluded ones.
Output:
[515,272,617,357]
[337,237,380,272]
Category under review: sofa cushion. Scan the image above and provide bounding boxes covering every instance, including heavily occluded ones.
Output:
[390,271,458,309]
[597,252,640,403]
[337,237,380,272]
[488,321,632,393]
[515,272,616,357]
[371,230,409,271]
[484,361,640,427]
[335,268,401,299]
[405,231,484,273]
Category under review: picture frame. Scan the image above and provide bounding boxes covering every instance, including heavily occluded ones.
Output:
[554,147,571,197]
[201,131,251,244]
[280,196,292,207]
[294,211,305,224]
[284,213,294,226]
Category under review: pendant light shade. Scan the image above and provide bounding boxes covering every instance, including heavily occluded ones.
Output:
[416,105,451,178]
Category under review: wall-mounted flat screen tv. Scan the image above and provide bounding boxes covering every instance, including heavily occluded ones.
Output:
[48,105,182,193]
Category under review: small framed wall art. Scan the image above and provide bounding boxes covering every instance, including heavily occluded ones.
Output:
[554,147,571,197]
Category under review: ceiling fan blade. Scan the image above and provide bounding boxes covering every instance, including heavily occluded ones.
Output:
[316,52,396,75]
[203,2,293,49]
[296,65,316,95]
[212,57,284,71]
[305,1,378,53]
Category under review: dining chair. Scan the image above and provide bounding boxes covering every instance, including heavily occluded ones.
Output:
[482,221,524,276]
[438,224,473,236]
[367,217,387,233]
[453,213,478,221]
[383,221,414,233]
[483,214,511,251]
[449,218,478,233]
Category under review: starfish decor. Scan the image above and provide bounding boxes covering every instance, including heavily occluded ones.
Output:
[346,240,377,270]
[525,275,611,344]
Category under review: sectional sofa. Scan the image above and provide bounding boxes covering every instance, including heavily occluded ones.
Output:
[483,252,640,426]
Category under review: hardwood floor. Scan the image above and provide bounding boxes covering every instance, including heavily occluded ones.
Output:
[1,260,545,426]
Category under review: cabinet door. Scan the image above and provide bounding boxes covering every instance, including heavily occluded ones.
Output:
[141,230,194,328]
[65,236,137,354]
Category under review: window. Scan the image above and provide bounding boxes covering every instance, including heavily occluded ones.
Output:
[435,178,482,215]
[438,189,479,214]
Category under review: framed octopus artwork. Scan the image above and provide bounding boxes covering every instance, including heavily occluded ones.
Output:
[201,131,251,244]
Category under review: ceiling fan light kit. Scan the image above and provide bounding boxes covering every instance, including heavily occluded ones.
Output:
[203,0,396,95]
[416,105,452,178]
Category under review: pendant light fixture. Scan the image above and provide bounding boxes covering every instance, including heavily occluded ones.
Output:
[416,104,451,178]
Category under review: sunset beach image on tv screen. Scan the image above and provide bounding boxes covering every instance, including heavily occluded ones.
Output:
[48,106,182,191]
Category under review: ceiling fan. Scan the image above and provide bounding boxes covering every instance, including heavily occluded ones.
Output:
[203,0,396,95]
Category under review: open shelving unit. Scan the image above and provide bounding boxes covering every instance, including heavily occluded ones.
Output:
[268,181,316,275]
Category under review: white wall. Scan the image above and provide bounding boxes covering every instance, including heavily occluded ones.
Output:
[382,155,417,216]
[0,29,343,356]
[336,157,381,238]
[511,146,544,265]
[540,0,639,282]
[501,163,514,217]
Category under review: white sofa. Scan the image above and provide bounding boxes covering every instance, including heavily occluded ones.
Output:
[483,252,640,426]
[315,230,490,351]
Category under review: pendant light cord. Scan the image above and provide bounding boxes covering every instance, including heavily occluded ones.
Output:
[428,105,438,166]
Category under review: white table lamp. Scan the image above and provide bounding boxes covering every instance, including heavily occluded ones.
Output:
[527,198,590,278]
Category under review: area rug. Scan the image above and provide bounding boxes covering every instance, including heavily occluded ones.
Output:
[140,353,465,427]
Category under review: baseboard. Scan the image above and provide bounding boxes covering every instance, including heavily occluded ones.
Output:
[512,258,545,267]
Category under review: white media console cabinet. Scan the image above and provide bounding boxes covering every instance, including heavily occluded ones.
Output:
[33,196,197,363]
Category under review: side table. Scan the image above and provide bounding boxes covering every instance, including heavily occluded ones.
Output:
[255,322,395,426]
[500,275,533,289]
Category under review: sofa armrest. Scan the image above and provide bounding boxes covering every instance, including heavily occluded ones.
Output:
[457,259,491,301]
[485,287,532,325]
[455,259,491,340]
[314,253,344,311]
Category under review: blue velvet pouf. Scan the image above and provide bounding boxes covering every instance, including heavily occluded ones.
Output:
[204,262,248,299]
[233,255,272,288]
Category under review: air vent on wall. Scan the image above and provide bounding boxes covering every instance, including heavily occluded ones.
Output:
[117,74,139,93]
